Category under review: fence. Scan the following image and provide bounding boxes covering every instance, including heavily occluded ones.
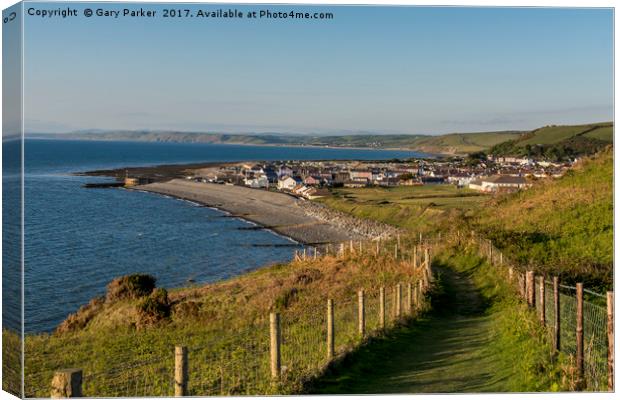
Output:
[466,231,613,392]
[42,235,438,398]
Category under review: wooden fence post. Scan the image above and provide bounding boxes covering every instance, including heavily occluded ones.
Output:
[418,280,424,304]
[350,240,354,253]
[394,244,398,260]
[508,267,513,282]
[358,289,365,337]
[526,271,535,307]
[395,284,402,318]
[607,291,614,391]
[407,283,413,315]
[174,346,188,397]
[314,247,317,260]
[576,283,584,389]
[270,312,281,380]
[520,272,526,300]
[412,285,418,310]
[538,276,545,326]
[51,369,82,398]
[379,287,385,329]
[327,299,334,359]
[553,276,560,353]
[376,240,380,256]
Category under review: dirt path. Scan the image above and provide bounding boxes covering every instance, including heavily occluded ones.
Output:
[309,266,512,393]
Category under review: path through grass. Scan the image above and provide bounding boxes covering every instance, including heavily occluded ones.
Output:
[308,253,562,393]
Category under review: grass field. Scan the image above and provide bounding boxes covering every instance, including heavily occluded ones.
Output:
[411,131,522,154]
[489,122,613,159]
[318,185,488,232]
[18,237,431,397]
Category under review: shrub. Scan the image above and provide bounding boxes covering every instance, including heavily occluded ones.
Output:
[137,288,171,328]
[106,274,156,302]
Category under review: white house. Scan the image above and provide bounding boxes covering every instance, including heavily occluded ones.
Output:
[244,175,269,188]
[277,176,299,191]
[469,175,530,192]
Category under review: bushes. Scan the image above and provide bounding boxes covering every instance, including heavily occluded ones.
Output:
[106,274,157,302]
[137,288,171,328]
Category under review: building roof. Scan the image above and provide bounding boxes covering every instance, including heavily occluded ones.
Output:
[484,175,527,184]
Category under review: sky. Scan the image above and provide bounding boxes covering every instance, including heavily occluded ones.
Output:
[18,3,614,135]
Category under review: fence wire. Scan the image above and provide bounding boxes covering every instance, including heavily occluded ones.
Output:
[24,237,438,397]
[467,232,611,391]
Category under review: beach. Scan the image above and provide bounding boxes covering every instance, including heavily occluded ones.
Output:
[136,179,366,244]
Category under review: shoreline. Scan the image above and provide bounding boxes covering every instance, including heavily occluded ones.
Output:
[31,136,447,157]
[134,179,364,245]
[130,186,303,245]
[134,179,401,245]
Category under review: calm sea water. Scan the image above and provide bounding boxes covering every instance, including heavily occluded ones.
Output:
[3,139,427,333]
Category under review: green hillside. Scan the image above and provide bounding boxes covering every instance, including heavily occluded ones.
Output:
[490,122,613,160]
[473,148,613,290]
[410,131,521,154]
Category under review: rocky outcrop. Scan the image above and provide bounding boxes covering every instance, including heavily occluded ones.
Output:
[297,200,403,239]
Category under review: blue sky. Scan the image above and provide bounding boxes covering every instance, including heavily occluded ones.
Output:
[21,3,613,135]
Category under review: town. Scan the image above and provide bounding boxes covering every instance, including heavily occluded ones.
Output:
[186,155,575,200]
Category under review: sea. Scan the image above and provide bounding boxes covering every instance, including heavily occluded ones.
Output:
[2,139,429,333]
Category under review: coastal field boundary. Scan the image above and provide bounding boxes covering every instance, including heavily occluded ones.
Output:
[35,237,439,397]
[460,230,613,391]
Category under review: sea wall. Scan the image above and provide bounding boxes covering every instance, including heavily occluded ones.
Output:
[297,200,403,240]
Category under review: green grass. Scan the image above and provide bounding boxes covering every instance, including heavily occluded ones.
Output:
[317,185,488,232]
[583,125,613,141]
[518,124,602,146]
[473,149,613,290]
[308,249,567,393]
[489,122,613,160]
[19,238,431,397]
[412,131,522,154]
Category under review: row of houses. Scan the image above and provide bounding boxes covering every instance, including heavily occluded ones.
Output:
[194,156,573,196]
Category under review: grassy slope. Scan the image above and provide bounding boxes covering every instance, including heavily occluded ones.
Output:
[317,185,488,233]
[21,240,425,396]
[473,148,613,290]
[490,122,613,158]
[309,250,566,393]
[411,131,521,154]
[518,124,610,146]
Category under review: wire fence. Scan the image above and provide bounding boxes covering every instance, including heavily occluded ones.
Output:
[465,230,613,392]
[33,236,439,397]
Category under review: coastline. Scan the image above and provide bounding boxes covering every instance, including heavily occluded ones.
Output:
[134,179,362,245]
[31,136,447,157]
[134,179,400,245]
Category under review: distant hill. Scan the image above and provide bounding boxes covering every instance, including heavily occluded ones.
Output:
[31,122,612,158]
[489,122,613,160]
[31,129,523,155]
[409,131,522,154]
[474,148,613,289]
